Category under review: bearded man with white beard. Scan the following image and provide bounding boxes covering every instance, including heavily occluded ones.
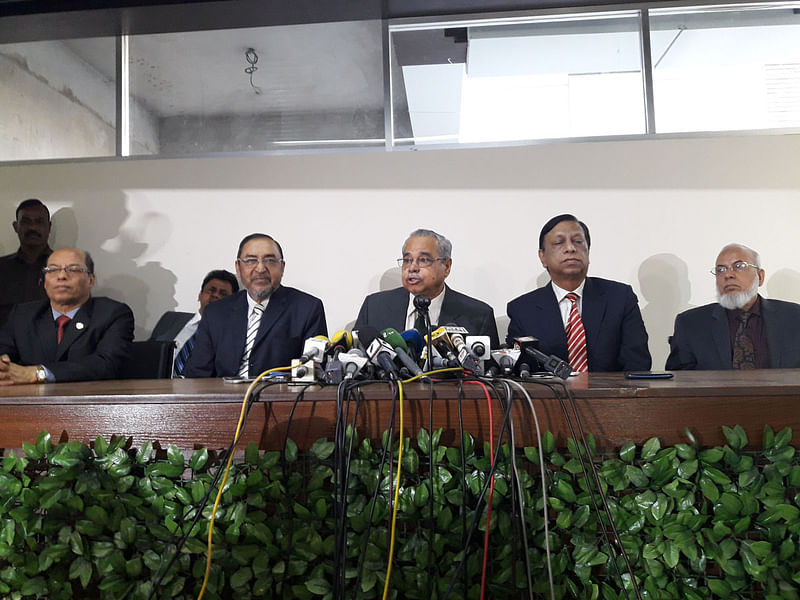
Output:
[666,243,800,370]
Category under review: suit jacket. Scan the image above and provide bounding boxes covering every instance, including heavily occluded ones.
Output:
[0,296,134,382]
[506,277,651,372]
[354,285,500,348]
[185,286,327,378]
[665,298,800,370]
[149,311,193,342]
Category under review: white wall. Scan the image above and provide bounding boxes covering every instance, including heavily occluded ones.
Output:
[2,133,799,369]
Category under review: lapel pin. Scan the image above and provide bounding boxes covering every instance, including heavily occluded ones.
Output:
[76,322,85,330]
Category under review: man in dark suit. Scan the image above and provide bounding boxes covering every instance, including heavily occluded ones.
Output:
[355,229,499,347]
[666,243,800,370]
[150,269,238,376]
[507,214,650,372]
[185,233,327,378]
[0,247,134,384]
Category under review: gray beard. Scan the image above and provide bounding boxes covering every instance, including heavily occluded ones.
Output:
[717,277,759,310]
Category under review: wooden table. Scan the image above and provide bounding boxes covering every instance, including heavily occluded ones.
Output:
[1,370,798,452]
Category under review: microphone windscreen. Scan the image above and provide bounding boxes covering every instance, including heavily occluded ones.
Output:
[401,329,424,359]
[413,295,431,310]
[381,328,409,352]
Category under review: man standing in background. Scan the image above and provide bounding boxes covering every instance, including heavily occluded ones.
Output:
[0,199,53,327]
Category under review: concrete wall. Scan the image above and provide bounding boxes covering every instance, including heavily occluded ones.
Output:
[0,41,159,160]
[2,133,799,369]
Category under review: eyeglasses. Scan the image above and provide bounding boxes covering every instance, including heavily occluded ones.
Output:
[710,261,759,276]
[397,256,446,268]
[42,265,91,276]
[237,257,284,268]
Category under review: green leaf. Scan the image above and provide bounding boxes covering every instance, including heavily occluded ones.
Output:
[22,441,41,460]
[166,444,184,467]
[69,557,93,589]
[189,447,209,471]
[310,439,334,461]
[305,577,331,595]
[641,437,661,461]
[542,431,555,454]
[285,439,298,463]
[707,578,732,597]
[619,441,636,463]
[35,431,52,456]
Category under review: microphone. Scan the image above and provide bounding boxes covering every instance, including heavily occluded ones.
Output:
[430,327,460,368]
[381,328,423,376]
[359,326,401,380]
[443,325,480,373]
[292,335,329,382]
[300,335,329,363]
[413,295,431,312]
[466,335,491,375]
[513,336,573,380]
[340,348,369,379]
[491,348,520,376]
[401,329,424,362]
[327,330,353,357]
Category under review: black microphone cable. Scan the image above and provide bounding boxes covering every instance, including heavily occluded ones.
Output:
[502,378,555,600]
[441,375,515,600]
[146,372,290,600]
[536,378,642,600]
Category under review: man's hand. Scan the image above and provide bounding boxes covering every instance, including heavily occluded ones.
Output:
[0,355,39,385]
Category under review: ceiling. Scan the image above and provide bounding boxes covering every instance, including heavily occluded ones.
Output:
[63,21,384,118]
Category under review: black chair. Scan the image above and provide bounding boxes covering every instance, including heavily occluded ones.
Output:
[120,340,175,379]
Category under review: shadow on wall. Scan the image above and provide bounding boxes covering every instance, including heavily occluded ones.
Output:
[638,253,694,370]
[766,268,800,301]
[51,197,177,340]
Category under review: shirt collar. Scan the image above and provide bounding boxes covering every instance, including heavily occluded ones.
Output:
[551,279,586,303]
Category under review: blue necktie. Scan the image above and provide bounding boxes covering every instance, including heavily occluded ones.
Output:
[173,331,197,377]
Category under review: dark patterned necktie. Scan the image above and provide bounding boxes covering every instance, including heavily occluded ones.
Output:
[56,315,71,344]
[732,312,755,370]
[173,331,197,377]
[413,310,427,334]
[239,304,265,378]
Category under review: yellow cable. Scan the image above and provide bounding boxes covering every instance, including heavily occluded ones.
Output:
[381,380,404,600]
[196,365,293,600]
[402,366,463,383]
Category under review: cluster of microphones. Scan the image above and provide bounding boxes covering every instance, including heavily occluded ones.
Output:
[289,300,573,384]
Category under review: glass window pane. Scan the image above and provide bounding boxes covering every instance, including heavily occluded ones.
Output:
[127,21,385,156]
[390,11,646,147]
[0,38,117,161]
[651,3,800,133]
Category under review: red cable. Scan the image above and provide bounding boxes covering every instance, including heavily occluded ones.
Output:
[465,381,494,600]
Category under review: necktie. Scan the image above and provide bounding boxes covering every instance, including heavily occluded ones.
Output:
[413,310,427,334]
[239,304,265,378]
[732,312,755,370]
[56,315,71,344]
[565,293,588,373]
[173,331,197,377]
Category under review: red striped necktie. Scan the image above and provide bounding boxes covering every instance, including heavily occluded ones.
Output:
[565,293,588,373]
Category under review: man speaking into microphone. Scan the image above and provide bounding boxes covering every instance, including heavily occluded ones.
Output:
[355,229,499,347]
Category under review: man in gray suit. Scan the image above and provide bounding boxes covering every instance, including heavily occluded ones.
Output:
[666,243,800,370]
[355,228,499,347]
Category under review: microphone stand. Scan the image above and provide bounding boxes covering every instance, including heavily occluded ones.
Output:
[414,295,432,371]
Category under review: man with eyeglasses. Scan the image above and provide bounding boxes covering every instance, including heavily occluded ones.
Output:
[184,233,327,378]
[354,229,499,347]
[0,199,53,328]
[0,247,134,384]
[507,214,651,373]
[666,243,800,370]
[149,269,239,377]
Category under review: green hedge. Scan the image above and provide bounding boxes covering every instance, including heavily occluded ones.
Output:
[0,425,799,599]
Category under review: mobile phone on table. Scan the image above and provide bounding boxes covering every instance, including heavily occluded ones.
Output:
[624,371,674,379]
